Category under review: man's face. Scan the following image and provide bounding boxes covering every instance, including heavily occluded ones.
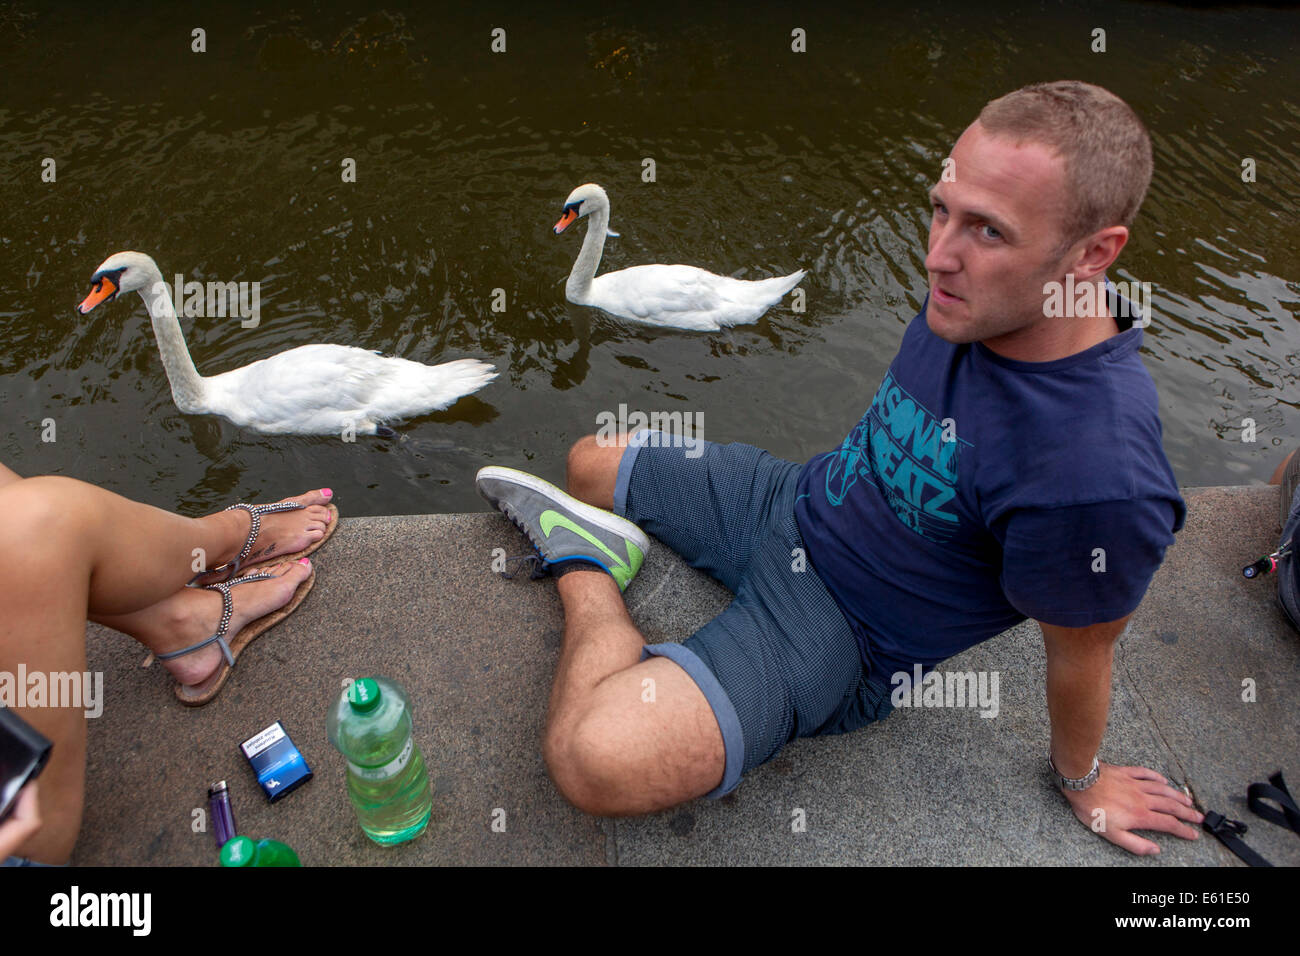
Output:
[924,121,1072,346]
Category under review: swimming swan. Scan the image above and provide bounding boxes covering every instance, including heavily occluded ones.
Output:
[76,251,496,435]
[554,183,805,332]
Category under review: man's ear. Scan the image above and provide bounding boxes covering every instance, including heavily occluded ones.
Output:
[1065,226,1129,282]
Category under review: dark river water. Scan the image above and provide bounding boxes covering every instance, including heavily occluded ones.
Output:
[1,1,1297,516]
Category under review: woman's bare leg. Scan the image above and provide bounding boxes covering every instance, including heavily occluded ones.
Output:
[0,477,328,615]
[0,537,90,864]
[90,562,309,686]
[90,484,333,650]
[0,476,328,863]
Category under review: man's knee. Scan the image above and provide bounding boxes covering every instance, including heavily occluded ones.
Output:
[566,434,623,508]
[566,434,599,485]
[543,709,634,816]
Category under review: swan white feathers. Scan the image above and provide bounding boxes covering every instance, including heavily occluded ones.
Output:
[76,251,496,436]
[553,183,805,332]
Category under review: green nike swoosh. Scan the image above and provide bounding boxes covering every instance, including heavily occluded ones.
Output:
[539,510,631,572]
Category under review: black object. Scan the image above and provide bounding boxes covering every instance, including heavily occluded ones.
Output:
[1202,812,1271,867]
[0,707,53,823]
[1243,540,1292,578]
[1202,771,1300,866]
[1242,555,1275,578]
[1247,771,1300,835]
[500,552,548,581]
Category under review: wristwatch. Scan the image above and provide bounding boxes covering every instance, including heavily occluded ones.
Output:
[1048,752,1100,791]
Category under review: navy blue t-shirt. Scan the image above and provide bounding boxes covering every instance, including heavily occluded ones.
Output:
[794,299,1186,681]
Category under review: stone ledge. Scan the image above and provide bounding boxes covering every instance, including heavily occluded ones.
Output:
[74,485,1299,865]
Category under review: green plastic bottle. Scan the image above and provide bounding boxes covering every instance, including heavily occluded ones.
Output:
[219,835,302,867]
[326,676,432,845]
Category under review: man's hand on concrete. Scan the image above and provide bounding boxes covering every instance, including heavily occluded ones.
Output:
[1062,761,1204,855]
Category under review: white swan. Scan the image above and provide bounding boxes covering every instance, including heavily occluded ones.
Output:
[76,251,496,436]
[554,183,806,332]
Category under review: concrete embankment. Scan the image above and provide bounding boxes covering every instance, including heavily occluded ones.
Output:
[76,486,1299,865]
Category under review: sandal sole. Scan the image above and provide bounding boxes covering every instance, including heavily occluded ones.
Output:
[173,568,316,707]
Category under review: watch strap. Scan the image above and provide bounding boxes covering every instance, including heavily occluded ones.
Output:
[1049,752,1100,791]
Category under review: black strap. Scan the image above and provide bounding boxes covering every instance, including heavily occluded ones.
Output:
[1247,772,1300,836]
[1203,771,1300,866]
[1202,811,1272,867]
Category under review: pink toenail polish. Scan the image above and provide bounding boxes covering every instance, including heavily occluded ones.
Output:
[322,488,333,498]
[299,558,311,566]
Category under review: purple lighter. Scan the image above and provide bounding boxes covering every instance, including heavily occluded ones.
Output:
[208,780,237,849]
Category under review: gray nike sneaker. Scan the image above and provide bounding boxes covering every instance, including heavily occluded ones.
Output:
[475,466,649,592]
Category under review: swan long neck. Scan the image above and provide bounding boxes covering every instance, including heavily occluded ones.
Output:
[139,271,206,412]
[566,203,610,301]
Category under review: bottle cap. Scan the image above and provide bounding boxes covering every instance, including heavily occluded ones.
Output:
[219,835,257,867]
[347,677,382,713]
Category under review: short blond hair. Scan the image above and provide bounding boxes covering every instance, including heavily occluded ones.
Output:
[978,81,1153,255]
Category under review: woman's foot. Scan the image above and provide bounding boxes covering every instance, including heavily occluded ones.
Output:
[197,489,334,581]
[138,560,313,688]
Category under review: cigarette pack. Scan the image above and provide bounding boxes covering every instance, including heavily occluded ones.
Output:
[239,721,312,802]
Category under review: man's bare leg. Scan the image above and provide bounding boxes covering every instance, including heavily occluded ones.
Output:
[540,434,725,815]
[544,570,725,814]
[565,434,623,510]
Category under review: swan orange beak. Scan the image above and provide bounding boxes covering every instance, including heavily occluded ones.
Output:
[77,276,119,314]
[553,208,577,234]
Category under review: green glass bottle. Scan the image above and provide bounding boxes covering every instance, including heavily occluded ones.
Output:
[326,676,433,845]
[219,835,302,867]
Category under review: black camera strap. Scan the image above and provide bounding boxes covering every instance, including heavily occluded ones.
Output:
[1202,771,1300,867]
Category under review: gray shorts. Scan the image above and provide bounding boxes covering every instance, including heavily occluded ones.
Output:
[613,430,892,798]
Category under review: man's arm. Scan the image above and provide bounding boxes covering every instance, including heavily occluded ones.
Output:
[1039,616,1204,855]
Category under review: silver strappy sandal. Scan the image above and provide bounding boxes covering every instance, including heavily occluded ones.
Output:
[155,566,316,706]
[189,501,315,586]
